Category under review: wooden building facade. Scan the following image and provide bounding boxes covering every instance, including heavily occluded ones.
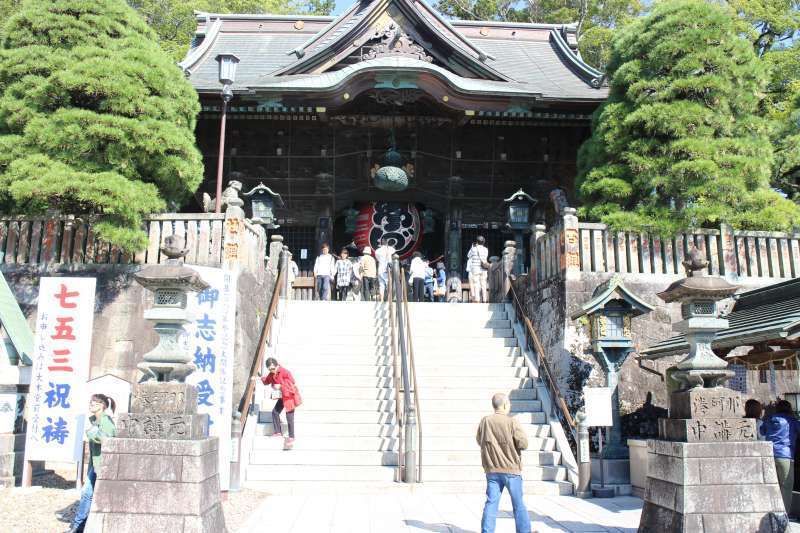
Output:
[182,0,607,272]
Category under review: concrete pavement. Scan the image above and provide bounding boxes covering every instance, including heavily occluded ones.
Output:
[240,490,643,532]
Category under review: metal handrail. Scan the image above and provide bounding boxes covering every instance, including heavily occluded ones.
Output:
[400,273,423,482]
[386,269,405,481]
[508,282,576,434]
[237,255,287,431]
[390,255,419,483]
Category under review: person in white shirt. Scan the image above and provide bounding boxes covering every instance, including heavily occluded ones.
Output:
[313,243,337,301]
[375,237,396,301]
[409,252,427,302]
[466,235,489,303]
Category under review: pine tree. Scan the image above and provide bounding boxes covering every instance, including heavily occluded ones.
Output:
[576,0,800,234]
[0,0,204,250]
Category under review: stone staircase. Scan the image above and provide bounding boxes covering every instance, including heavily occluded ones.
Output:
[408,302,571,495]
[243,300,571,495]
[245,301,399,491]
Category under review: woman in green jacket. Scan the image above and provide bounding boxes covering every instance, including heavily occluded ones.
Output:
[69,393,116,533]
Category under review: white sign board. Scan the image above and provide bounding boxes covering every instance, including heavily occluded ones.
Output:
[184,266,237,491]
[25,277,96,462]
[583,387,613,427]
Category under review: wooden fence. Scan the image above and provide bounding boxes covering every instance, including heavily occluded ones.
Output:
[533,213,800,282]
[0,213,267,274]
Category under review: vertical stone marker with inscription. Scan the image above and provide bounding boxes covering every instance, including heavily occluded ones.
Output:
[86,236,228,533]
[638,249,786,532]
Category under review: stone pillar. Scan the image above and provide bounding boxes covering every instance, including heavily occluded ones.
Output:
[222,181,246,272]
[720,222,738,280]
[561,207,580,281]
[530,224,546,288]
[268,235,283,276]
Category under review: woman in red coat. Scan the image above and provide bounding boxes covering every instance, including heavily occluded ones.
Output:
[261,357,301,449]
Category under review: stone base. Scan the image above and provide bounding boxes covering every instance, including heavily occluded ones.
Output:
[591,457,631,486]
[591,483,632,496]
[638,440,787,532]
[86,437,227,533]
[117,413,208,440]
[0,433,42,486]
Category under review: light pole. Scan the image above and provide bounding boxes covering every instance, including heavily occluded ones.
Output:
[215,53,239,214]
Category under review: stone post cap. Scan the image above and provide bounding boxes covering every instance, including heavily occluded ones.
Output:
[270,235,284,243]
[563,207,577,216]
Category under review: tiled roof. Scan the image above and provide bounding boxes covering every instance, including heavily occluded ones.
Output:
[182,4,608,102]
[641,278,800,359]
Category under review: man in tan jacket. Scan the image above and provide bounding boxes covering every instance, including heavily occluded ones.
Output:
[476,392,531,533]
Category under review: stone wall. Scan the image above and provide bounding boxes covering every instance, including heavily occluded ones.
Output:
[1,263,273,416]
[526,270,799,434]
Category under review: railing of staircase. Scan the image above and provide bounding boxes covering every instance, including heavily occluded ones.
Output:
[508,283,576,440]
[237,249,288,433]
[386,267,405,482]
[400,272,423,483]
[390,255,421,483]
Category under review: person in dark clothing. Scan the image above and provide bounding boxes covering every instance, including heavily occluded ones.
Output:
[760,399,800,512]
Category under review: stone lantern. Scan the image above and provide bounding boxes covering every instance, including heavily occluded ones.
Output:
[571,275,653,460]
[133,235,209,382]
[504,189,536,275]
[243,182,283,228]
[87,235,227,531]
[637,248,787,532]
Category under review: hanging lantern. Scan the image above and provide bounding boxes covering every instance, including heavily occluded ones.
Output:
[353,202,421,259]
[373,133,409,192]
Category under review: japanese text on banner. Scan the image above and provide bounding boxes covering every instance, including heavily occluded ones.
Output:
[185,266,237,491]
[26,278,96,463]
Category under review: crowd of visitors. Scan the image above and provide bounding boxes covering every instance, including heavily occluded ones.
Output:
[308,235,491,302]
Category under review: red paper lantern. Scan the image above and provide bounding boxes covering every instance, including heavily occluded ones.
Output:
[354,202,421,259]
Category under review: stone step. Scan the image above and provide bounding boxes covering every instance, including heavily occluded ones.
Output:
[421,411,546,424]
[416,388,538,401]
[276,345,522,357]
[252,435,398,451]
[289,386,538,401]
[278,398,541,413]
[288,365,528,378]
[271,409,544,425]
[419,480,573,496]
[421,465,566,482]
[296,375,534,388]
[277,336,518,348]
[248,449,398,466]
[419,435,555,451]
[280,328,515,340]
[239,479,571,496]
[281,355,527,368]
[246,464,398,482]
[418,423,550,438]
[420,450,561,466]
[259,422,399,437]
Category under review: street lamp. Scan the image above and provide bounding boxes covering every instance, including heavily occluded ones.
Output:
[242,182,283,228]
[504,189,536,275]
[214,53,240,214]
[571,275,654,460]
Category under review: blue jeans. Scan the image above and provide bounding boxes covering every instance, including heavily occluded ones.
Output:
[315,275,332,300]
[481,473,530,533]
[71,464,96,531]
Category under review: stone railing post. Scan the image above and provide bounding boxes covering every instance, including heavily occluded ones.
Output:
[222,185,246,271]
[561,207,581,281]
[530,224,546,287]
[719,223,737,279]
[268,235,284,276]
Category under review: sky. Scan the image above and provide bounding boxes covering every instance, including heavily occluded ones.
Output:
[332,1,348,16]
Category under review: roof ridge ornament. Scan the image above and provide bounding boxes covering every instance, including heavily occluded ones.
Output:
[363,22,433,63]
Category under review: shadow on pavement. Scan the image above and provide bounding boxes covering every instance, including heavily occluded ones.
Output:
[404,519,477,532]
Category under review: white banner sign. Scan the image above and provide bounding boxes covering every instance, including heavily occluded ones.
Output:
[584,387,613,427]
[25,277,96,462]
[185,266,237,491]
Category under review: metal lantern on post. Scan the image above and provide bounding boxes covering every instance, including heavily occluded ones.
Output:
[504,189,536,275]
[214,53,240,214]
[242,182,284,228]
[571,275,654,460]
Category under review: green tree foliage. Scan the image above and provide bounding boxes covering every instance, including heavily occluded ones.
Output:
[129,0,335,60]
[575,0,800,234]
[0,0,204,250]
[434,0,642,70]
